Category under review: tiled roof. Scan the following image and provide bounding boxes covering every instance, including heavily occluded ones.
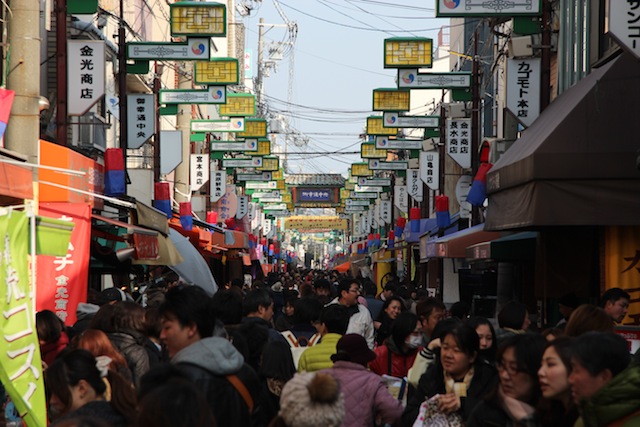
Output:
[285,174,346,186]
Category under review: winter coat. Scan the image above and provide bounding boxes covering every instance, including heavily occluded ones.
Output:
[574,362,640,427]
[327,298,375,349]
[369,337,420,379]
[40,331,69,366]
[108,330,150,387]
[298,333,341,372]
[404,359,498,426]
[238,316,287,372]
[466,388,540,427]
[172,336,262,427]
[375,312,395,347]
[320,361,403,427]
[51,400,127,427]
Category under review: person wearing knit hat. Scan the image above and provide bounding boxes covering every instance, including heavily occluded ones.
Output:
[319,334,404,427]
[269,372,344,427]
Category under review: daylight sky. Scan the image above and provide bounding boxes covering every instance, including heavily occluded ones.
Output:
[241,0,449,177]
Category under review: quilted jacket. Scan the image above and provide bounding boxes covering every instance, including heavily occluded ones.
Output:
[320,361,403,427]
[369,337,420,379]
[297,333,341,372]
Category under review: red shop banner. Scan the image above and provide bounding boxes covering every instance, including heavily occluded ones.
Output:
[37,203,91,326]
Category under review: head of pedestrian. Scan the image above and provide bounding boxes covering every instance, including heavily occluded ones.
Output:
[564,304,614,337]
[243,288,275,322]
[380,281,398,301]
[568,331,631,405]
[337,279,361,307]
[496,334,546,405]
[331,333,377,367]
[599,288,630,324]
[416,297,446,341]
[538,336,574,403]
[497,301,531,331]
[158,284,215,358]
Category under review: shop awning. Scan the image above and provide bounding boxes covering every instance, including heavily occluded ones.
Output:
[422,224,501,260]
[486,52,640,230]
[165,228,218,296]
[466,231,538,262]
[333,260,351,272]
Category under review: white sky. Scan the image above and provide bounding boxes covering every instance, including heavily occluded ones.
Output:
[241,0,448,176]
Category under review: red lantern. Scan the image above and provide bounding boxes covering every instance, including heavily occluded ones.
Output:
[206,211,218,224]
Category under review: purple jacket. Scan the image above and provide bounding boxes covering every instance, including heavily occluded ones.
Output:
[320,361,403,427]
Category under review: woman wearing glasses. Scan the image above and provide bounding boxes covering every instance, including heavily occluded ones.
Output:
[467,333,547,427]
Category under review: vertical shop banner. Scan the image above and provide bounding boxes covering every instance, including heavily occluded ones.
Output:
[420,151,439,191]
[0,212,47,427]
[189,154,209,192]
[36,203,91,326]
[394,185,408,214]
[236,196,249,219]
[407,169,423,202]
[210,170,226,203]
[446,118,471,168]
[604,226,640,325]
[127,94,155,149]
[506,58,541,128]
[380,200,392,225]
[68,40,105,115]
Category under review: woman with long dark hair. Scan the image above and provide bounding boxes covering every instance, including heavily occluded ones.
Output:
[45,349,136,427]
[403,323,498,425]
[373,296,405,347]
[537,337,578,427]
[369,312,423,378]
[467,316,498,365]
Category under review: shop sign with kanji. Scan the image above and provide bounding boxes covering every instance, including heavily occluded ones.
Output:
[68,41,105,115]
[506,58,541,128]
[446,118,471,169]
[127,94,155,149]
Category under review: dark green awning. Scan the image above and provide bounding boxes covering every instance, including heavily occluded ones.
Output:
[466,231,538,262]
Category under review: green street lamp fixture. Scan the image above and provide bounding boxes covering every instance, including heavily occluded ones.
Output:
[384,37,433,69]
[220,93,256,117]
[170,2,226,37]
[366,116,397,136]
[195,58,239,85]
[237,118,268,138]
[373,88,410,112]
[360,142,387,159]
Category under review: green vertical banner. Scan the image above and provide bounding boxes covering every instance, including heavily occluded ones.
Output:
[0,212,46,427]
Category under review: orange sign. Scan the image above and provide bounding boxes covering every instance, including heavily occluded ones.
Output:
[39,140,104,209]
[604,226,640,325]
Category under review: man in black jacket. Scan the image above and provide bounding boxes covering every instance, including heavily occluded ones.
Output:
[159,285,261,427]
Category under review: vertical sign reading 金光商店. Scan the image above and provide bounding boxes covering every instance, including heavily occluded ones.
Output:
[68,41,105,115]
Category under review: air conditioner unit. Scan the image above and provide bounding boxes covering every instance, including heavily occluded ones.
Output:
[445,102,466,118]
[73,112,109,152]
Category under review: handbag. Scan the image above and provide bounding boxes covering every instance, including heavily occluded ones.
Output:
[412,395,463,427]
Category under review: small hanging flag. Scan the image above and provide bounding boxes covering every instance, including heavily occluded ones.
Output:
[0,88,15,140]
[153,182,172,218]
[467,163,493,206]
[104,148,125,196]
[179,202,193,231]
[410,207,421,233]
[435,195,451,228]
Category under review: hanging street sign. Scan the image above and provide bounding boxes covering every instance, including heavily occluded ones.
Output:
[251,190,280,198]
[236,196,248,219]
[358,177,392,187]
[446,118,472,169]
[345,199,371,207]
[407,169,423,203]
[258,195,282,203]
[368,159,408,170]
[210,170,226,203]
[350,191,379,199]
[375,136,425,150]
[397,70,472,89]
[506,57,541,128]
[380,200,392,224]
[190,154,209,192]
[191,118,245,132]
[419,151,440,191]
[263,203,288,211]
[383,112,440,128]
[159,86,227,104]
[236,172,272,181]
[68,40,105,115]
[435,0,541,17]
[394,185,408,214]
[345,206,367,213]
[608,1,640,59]
[127,94,155,149]
[127,38,210,60]
[221,157,262,168]
[355,185,384,193]
[245,181,277,190]
[210,139,257,152]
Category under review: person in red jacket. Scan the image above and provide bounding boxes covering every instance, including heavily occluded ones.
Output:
[370,312,423,378]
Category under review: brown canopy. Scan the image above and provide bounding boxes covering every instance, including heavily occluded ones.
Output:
[485,52,640,231]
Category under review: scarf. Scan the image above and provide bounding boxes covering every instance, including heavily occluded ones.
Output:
[444,367,474,397]
[498,385,537,423]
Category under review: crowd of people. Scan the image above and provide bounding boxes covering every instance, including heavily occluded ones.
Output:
[21,270,640,427]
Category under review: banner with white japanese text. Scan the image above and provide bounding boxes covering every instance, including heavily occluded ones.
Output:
[36,203,91,326]
[604,226,640,326]
[0,212,47,427]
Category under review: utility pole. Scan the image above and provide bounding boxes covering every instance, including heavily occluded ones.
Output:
[153,62,163,182]
[256,18,266,115]
[118,0,128,189]
[470,30,481,226]
[5,0,41,163]
[540,0,551,112]
[174,61,193,204]
[55,0,67,147]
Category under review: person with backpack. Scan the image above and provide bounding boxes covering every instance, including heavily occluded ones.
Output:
[281,297,323,369]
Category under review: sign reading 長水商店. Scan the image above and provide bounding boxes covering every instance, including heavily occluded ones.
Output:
[506,57,541,128]
[446,118,471,169]
[68,40,105,115]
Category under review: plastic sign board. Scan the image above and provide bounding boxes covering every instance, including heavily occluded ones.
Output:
[345,199,371,207]
[368,159,408,170]
[419,151,440,191]
[194,58,239,85]
[127,38,210,60]
[236,196,248,219]
[160,131,182,175]
[355,185,384,193]
[170,2,226,37]
[345,206,367,213]
[236,172,272,181]
[259,195,283,203]
[159,87,227,104]
[394,185,408,214]
[251,190,280,198]
[436,0,541,17]
[372,89,410,112]
[380,200,392,224]
[376,136,424,150]
[446,118,471,169]
[506,58,541,128]
[68,40,105,115]
[407,169,423,202]
[210,140,257,152]
[384,37,433,69]
[350,191,378,199]
[358,177,392,187]
[383,112,439,128]
[190,154,209,192]
[127,94,155,149]
[210,170,226,202]
[246,181,277,190]
[222,157,262,168]
[398,70,471,88]
[608,2,640,59]
[191,118,245,132]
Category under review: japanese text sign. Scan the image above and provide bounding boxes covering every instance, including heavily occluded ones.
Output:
[190,154,209,192]
[210,170,226,203]
[127,94,155,149]
[68,41,105,115]
[506,58,541,128]
[407,169,423,202]
[607,1,640,59]
[420,151,439,191]
[446,118,471,169]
